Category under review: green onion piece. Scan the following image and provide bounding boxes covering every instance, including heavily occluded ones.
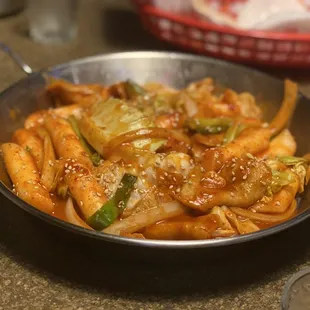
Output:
[223,122,248,145]
[277,156,307,166]
[223,121,239,144]
[57,183,69,199]
[91,153,101,167]
[68,116,101,166]
[125,79,146,98]
[87,173,137,230]
[186,118,233,134]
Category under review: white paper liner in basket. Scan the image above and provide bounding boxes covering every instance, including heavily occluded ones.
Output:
[192,0,310,32]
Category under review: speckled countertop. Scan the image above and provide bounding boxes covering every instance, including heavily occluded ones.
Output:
[0,1,310,309]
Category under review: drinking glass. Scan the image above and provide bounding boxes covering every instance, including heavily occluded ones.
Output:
[27,0,78,44]
[282,268,310,310]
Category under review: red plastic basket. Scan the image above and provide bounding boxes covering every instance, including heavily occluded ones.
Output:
[132,0,310,68]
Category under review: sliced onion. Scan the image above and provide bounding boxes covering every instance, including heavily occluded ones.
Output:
[230,199,297,223]
[223,206,259,234]
[65,197,93,230]
[103,128,191,157]
[103,201,186,235]
[183,93,198,117]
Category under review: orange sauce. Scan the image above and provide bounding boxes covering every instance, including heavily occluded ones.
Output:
[51,196,67,222]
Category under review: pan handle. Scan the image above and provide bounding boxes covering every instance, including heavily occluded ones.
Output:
[0,42,33,75]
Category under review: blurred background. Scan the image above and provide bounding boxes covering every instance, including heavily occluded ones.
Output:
[0,0,309,95]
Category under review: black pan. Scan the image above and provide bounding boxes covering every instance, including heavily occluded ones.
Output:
[1,48,310,262]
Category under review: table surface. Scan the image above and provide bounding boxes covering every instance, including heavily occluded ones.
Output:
[0,1,310,309]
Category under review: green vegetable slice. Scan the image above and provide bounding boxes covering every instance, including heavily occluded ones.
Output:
[269,170,295,194]
[25,145,32,152]
[125,80,146,98]
[223,122,248,145]
[57,183,69,199]
[68,115,101,166]
[223,121,239,144]
[186,118,233,134]
[87,173,137,230]
[86,98,165,153]
[277,156,307,166]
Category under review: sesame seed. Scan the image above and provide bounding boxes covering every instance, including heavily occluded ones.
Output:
[141,171,146,176]
[158,192,164,197]
[96,192,102,197]
[232,177,236,182]
[48,160,54,166]
[232,158,236,163]
[65,163,68,168]
[65,169,70,174]
[275,201,280,206]
[80,201,83,206]
[34,186,39,189]
[32,170,36,173]
[230,192,235,197]
[169,185,174,189]
[176,188,181,193]
[243,175,247,180]
[240,165,244,170]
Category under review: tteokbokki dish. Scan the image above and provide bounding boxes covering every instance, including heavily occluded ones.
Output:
[1,77,309,240]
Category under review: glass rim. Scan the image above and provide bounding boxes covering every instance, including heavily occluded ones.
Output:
[281,267,310,310]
